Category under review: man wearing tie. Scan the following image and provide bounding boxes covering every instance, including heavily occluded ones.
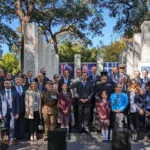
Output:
[13,76,26,139]
[58,69,71,92]
[27,70,34,84]
[70,69,82,127]
[76,72,94,133]
[134,70,143,87]
[0,80,19,144]
[108,67,119,84]
[142,69,150,94]
[88,66,100,123]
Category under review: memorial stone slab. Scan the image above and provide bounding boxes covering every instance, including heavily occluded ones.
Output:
[97,54,103,75]
[74,54,81,78]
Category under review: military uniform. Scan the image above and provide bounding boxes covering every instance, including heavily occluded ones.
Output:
[41,89,57,137]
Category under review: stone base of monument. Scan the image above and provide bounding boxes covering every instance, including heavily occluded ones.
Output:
[48,129,67,150]
[112,129,131,150]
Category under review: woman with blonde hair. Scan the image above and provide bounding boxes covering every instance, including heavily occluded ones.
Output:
[128,79,144,142]
[25,81,41,141]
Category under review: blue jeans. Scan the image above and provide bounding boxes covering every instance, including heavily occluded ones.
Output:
[3,109,15,141]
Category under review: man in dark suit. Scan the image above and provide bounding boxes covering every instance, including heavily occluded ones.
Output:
[0,79,19,144]
[27,70,34,85]
[35,68,49,83]
[0,68,5,90]
[142,69,150,94]
[76,72,94,133]
[58,69,71,92]
[88,66,100,123]
[108,66,119,85]
[13,76,27,139]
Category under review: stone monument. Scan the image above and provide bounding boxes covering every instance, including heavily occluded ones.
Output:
[74,54,81,77]
[97,54,103,75]
[133,33,141,72]
[126,42,134,78]
[138,21,150,75]
[24,23,38,77]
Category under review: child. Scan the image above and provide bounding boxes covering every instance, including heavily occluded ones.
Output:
[97,91,111,141]
[58,83,72,139]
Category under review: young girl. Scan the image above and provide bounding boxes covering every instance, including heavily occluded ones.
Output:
[58,83,72,139]
[97,91,111,141]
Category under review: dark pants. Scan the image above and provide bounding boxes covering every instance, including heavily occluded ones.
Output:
[4,109,15,141]
[73,98,79,126]
[78,104,91,129]
[28,111,39,135]
[130,112,140,133]
[15,112,26,139]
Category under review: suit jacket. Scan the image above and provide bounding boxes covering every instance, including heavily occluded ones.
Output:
[34,76,49,84]
[142,77,150,94]
[35,81,46,93]
[58,92,72,111]
[108,73,119,85]
[76,81,94,105]
[58,77,71,92]
[0,77,4,91]
[12,85,27,113]
[88,74,100,87]
[134,78,143,87]
[0,89,20,116]
[24,90,41,119]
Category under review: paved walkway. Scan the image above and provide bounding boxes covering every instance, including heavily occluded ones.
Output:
[7,133,150,150]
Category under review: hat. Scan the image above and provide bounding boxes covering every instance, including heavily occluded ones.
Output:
[101,72,107,77]
[53,74,59,78]
[46,80,54,85]
[119,64,126,68]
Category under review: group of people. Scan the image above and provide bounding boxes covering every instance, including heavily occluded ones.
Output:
[0,64,150,144]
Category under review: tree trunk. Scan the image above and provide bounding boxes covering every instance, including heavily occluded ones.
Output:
[21,35,24,72]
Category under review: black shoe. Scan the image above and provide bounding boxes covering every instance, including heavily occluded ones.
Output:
[79,128,84,133]
[134,133,139,142]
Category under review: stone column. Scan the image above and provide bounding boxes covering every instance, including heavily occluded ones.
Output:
[38,34,44,72]
[126,42,134,78]
[141,21,150,62]
[133,33,141,72]
[138,21,150,76]
[97,54,103,75]
[74,54,81,78]
[24,23,38,77]
[122,48,127,65]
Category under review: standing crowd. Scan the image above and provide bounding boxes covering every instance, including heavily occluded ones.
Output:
[0,65,150,144]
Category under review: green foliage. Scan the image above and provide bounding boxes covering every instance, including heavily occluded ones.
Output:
[0,53,20,75]
[100,38,127,62]
[99,0,150,37]
[58,42,100,62]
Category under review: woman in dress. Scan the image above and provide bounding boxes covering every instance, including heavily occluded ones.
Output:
[25,81,41,141]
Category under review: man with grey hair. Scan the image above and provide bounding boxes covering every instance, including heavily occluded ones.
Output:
[134,70,143,87]
[27,70,34,84]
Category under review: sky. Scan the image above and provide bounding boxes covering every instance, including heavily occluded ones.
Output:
[1,10,120,54]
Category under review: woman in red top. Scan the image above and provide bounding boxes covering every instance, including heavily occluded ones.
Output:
[58,83,72,138]
[97,91,111,141]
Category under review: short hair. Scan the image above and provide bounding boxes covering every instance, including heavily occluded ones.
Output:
[4,79,11,82]
[76,68,81,72]
[21,74,27,79]
[134,70,140,74]
[27,70,33,73]
[82,72,88,75]
[142,69,148,74]
[61,83,68,87]
[40,68,45,72]
[15,76,22,80]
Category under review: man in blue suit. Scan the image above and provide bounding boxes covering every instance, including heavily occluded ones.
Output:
[0,80,20,144]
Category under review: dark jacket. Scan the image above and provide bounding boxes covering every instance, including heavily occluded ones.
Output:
[88,74,100,87]
[0,89,20,116]
[58,77,71,92]
[12,85,27,113]
[76,81,94,105]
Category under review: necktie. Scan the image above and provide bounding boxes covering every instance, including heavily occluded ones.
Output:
[83,82,86,87]
[18,86,22,96]
[7,90,10,108]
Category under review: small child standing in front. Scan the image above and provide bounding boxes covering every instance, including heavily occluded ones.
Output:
[97,91,111,141]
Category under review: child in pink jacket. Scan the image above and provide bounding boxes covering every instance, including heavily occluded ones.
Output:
[97,91,111,141]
